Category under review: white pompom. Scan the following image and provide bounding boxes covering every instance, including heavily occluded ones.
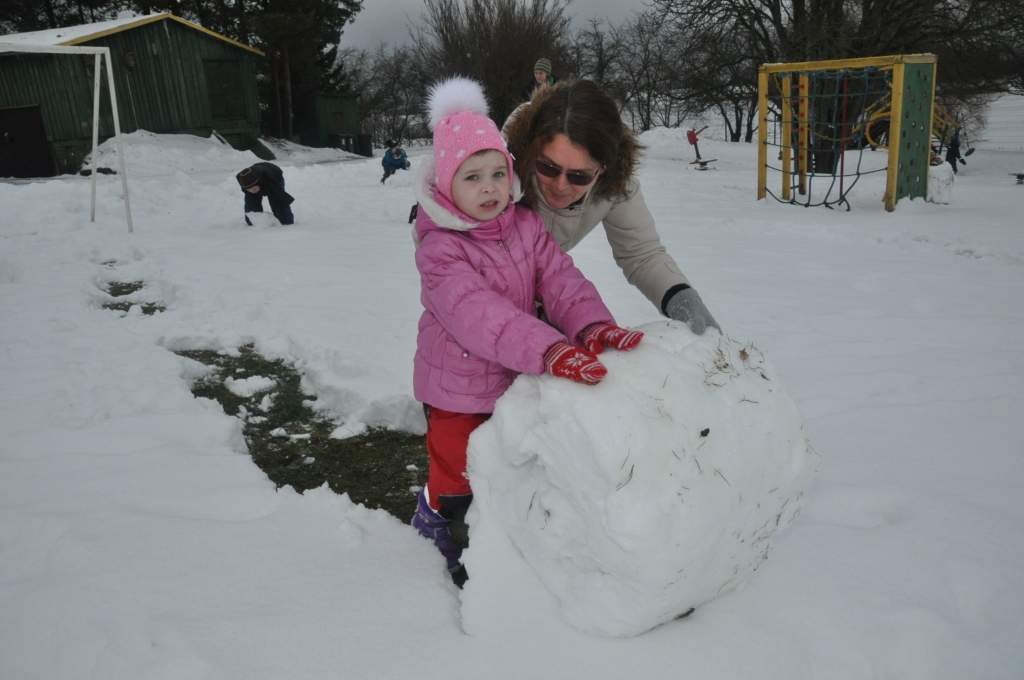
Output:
[427,77,489,131]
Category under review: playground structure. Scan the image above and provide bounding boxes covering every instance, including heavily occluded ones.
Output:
[757,54,937,211]
[686,126,716,170]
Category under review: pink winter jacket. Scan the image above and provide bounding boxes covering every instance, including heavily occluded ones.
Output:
[413,169,614,414]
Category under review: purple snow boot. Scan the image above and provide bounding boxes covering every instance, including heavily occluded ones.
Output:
[411,489,471,588]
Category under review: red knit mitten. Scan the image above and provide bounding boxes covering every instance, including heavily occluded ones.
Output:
[544,342,607,385]
[581,323,644,355]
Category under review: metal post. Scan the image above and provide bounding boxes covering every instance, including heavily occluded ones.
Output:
[757,67,768,200]
[839,75,848,198]
[798,74,809,196]
[781,75,793,201]
[885,63,906,212]
[90,52,101,222]
[926,61,938,203]
[102,48,133,232]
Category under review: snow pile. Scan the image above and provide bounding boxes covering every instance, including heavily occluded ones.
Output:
[87,129,255,178]
[464,321,815,637]
[85,129,363,180]
[224,375,275,397]
[928,163,955,204]
[261,137,363,164]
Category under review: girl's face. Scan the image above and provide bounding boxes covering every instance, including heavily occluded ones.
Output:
[535,133,603,209]
[450,150,511,221]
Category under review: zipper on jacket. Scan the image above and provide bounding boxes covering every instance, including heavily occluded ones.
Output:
[497,238,529,311]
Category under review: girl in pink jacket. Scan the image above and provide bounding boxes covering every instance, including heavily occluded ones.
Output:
[411,78,644,587]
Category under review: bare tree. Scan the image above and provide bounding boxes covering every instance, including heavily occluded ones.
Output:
[570,18,624,91]
[338,45,429,145]
[412,0,572,125]
[650,0,1024,146]
[653,0,1024,94]
[1,0,117,32]
[608,12,684,131]
[670,17,761,140]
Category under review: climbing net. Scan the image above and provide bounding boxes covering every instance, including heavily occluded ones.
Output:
[757,55,937,212]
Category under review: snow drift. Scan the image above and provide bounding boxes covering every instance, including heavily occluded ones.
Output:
[463,321,816,637]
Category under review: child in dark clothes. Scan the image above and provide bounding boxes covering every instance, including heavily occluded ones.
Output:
[235,162,294,225]
[381,140,410,184]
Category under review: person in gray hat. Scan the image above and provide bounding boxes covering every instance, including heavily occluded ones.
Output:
[523,57,555,100]
[235,162,295,225]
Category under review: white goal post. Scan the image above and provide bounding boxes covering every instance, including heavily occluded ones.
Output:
[0,42,134,232]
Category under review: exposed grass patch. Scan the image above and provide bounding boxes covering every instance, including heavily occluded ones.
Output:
[175,344,427,520]
[107,281,144,296]
[104,301,166,315]
[103,280,166,315]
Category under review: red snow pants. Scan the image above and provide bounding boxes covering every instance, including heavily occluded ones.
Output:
[424,406,490,510]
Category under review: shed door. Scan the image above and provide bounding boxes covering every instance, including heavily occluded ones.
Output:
[332,112,349,135]
[0,106,55,178]
[203,60,244,123]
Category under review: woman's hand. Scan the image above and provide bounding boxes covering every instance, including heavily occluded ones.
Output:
[665,287,721,335]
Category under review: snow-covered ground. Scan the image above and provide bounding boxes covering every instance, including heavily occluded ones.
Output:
[2,93,1023,678]
[975,94,1024,151]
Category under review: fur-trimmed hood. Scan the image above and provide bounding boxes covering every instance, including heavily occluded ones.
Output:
[502,81,643,209]
[413,154,523,238]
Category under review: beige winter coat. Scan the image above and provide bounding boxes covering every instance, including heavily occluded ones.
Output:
[503,100,689,312]
[527,176,688,311]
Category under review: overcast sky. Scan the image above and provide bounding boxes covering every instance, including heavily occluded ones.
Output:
[339,0,652,51]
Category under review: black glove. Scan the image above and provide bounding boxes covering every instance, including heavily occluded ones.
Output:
[664,286,720,335]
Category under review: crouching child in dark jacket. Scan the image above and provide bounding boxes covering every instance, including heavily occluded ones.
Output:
[236,162,295,225]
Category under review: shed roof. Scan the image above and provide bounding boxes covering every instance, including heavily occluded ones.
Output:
[0,12,264,56]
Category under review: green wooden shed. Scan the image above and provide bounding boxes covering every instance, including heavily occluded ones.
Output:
[303,94,358,148]
[0,13,268,177]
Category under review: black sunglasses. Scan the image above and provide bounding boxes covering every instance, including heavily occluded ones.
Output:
[535,158,601,186]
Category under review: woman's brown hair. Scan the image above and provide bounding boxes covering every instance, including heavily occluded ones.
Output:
[505,79,642,206]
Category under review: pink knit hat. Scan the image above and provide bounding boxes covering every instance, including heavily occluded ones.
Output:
[427,77,514,201]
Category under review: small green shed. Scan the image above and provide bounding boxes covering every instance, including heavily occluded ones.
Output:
[0,13,268,177]
[303,95,357,147]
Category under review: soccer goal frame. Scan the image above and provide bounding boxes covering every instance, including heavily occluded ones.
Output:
[756,54,937,212]
[0,42,134,231]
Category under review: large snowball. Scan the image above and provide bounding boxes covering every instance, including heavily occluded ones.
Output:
[462,321,815,637]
